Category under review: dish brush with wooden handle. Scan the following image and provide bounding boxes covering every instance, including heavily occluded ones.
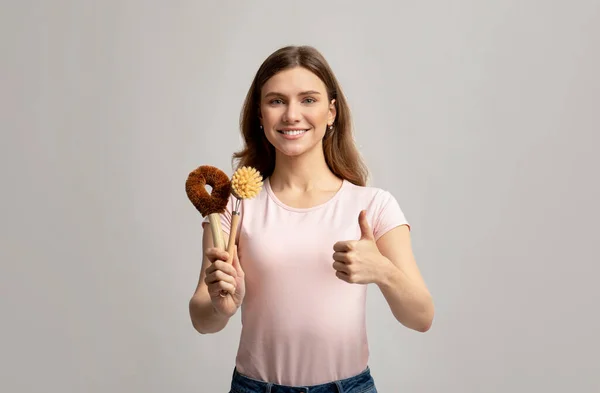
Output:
[185,165,232,250]
[225,166,263,262]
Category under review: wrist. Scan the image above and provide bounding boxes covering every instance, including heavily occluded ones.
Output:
[212,300,233,319]
[375,258,401,289]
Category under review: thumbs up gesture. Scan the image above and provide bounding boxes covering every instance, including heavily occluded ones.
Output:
[332,210,391,285]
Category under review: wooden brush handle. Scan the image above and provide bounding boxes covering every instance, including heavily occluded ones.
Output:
[226,212,241,263]
[208,213,225,250]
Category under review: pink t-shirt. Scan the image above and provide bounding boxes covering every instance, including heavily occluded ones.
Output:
[203,177,409,386]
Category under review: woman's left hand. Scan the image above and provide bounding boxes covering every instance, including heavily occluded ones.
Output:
[332,210,393,285]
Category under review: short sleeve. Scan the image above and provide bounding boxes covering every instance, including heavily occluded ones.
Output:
[372,190,410,241]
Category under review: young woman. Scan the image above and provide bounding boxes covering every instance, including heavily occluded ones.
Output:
[189,45,434,393]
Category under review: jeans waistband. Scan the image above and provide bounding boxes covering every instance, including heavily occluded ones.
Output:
[230,366,375,393]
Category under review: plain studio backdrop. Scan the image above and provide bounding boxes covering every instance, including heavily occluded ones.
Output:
[2,1,599,392]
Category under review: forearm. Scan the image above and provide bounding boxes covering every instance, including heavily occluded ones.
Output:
[189,295,230,334]
[376,260,434,332]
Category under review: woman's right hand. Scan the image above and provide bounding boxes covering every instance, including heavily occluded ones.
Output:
[204,245,245,318]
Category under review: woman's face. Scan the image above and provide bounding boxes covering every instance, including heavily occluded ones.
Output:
[259,67,336,158]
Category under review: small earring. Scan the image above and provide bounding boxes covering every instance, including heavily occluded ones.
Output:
[328,124,333,130]
[260,125,263,129]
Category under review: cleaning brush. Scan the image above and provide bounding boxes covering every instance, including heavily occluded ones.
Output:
[225,166,263,262]
[185,165,232,250]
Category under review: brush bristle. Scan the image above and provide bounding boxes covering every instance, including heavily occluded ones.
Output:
[185,165,231,216]
[231,166,263,199]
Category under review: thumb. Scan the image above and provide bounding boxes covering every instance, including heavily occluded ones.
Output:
[358,210,374,240]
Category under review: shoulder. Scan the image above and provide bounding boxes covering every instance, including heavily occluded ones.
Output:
[341,180,396,206]
[341,180,409,239]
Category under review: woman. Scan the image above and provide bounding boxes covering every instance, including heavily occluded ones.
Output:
[189,45,434,393]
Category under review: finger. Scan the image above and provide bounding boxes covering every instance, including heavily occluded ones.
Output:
[204,262,236,284]
[332,261,349,274]
[204,263,217,276]
[335,270,350,283]
[337,270,358,284]
[358,210,374,240]
[209,280,236,297]
[205,247,224,258]
[212,260,238,277]
[332,251,350,263]
[333,241,353,252]
[206,248,230,263]
[205,269,236,286]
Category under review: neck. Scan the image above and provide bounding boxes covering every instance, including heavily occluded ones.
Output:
[269,144,339,191]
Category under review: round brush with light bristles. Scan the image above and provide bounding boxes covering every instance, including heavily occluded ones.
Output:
[225,166,263,262]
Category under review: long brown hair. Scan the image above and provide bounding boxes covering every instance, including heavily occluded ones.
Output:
[232,45,369,186]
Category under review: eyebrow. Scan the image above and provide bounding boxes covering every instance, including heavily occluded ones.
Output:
[264,90,322,98]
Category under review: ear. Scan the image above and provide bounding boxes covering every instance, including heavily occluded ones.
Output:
[328,99,337,124]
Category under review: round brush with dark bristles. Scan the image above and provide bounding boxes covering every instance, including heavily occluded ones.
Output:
[185,165,232,250]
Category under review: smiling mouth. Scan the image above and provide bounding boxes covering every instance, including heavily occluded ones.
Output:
[277,129,309,136]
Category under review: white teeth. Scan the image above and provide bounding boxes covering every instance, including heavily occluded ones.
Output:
[281,130,307,135]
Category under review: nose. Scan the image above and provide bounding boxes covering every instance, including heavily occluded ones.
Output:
[282,101,301,123]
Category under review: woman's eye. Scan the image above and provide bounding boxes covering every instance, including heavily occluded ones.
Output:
[304,97,316,104]
[270,99,283,105]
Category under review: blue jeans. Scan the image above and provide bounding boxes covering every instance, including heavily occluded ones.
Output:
[229,366,378,393]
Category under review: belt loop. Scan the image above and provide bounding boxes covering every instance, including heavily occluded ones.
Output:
[265,382,273,393]
[335,381,344,393]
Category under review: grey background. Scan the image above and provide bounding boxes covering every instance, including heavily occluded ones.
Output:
[2,1,599,392]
